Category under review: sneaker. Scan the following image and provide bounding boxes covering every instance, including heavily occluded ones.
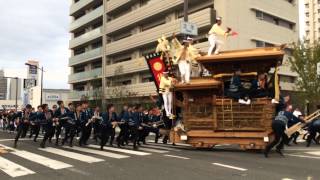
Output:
[246,99,251,105]
[271,99,279,104]
[238,99,247,104]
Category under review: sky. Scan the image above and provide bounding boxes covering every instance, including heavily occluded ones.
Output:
[0,0,305,89]
[0,0,70,89]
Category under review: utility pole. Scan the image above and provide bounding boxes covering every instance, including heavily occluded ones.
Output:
[184,0,189,22]
[15,77,18,111]
[40,66,44,105]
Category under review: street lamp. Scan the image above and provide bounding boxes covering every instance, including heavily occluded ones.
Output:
[2,76,19,111]
[25,63,45,105]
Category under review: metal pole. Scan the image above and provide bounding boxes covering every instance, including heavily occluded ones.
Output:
[184,0,189,22]
[15,77,18,111]
[40,67,43,105]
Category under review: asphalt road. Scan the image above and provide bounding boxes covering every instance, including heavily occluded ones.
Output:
[0,131,319,180]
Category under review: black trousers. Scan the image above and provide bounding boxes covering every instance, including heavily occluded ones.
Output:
[117,125,128,146]
[109,128,116,145]
[79,124,92,145]
[129,126,139,148]
[41,124,55,147]
[29,123,40,141]
[265,121,287,153]
[100,125,111,149]
[93,122,100,141]
[307,121,320,147]
[62,124,76,146]
[55,124,63,145]
[15,122,29,143]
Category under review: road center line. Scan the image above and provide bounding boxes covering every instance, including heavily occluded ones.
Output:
[163,154,190,159]
[212,163,247,171]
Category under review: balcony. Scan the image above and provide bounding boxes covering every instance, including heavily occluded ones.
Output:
[105,82,157,99]
[106,0,131,13]
[105,57,148,77]
[68,88,102,101]
[69,68,102,83]
[106,0,183,34]
[69,47,102,66]
[70,0,95,15]
[70,27,102,48]
[250,0,297,24]
[70,6,103,32]
[106,8,212,56]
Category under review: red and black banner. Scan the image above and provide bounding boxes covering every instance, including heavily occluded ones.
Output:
[145,52,166,90]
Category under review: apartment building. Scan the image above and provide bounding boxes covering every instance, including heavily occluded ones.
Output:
[304,0,320,43]
[0,70,7,100]
[68,0,299,103]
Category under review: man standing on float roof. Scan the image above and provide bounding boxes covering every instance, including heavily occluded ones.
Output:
[207,17,232,55]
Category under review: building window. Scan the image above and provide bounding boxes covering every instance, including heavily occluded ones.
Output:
[255,10,295,30]
[306,12,309,17]
[306,21,310,26]
[256,11,264,20]
[305,3,309,9]
[141,18,166,31]
[254,40,274,47]
[287,0,294,4]
[142,76,153,83]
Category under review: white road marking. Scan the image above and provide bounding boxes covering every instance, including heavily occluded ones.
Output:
[147,140,191,147]
[212,163,248,171]
[282,178,295,180]
[64,146,129,159]
[88,145,151,156]
[142,144,181,151]
[163,154,190,160]
[11,150,72,170]
[0,156,35,177]
[305,151,320,156]
[137,147,168,153]
[39,147,104,163]
[285,148,320,151]
[286,154,320,159]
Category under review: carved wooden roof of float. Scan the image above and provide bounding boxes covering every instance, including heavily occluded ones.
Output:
[197,47,285,64]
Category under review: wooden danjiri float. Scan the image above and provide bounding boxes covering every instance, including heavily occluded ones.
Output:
[169,47,285,150]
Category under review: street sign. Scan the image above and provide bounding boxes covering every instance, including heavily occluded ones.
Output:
[46,94,60,101]
[180,21,198,36]
[317,62,320,76]
[24,79,37,89]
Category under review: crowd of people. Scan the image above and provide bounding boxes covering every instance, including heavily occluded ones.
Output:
[0,100,171,150]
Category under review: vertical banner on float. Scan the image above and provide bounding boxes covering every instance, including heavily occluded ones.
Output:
[144,52,166,91]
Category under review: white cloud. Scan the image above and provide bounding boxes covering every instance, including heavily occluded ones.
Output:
[0,0,70,89]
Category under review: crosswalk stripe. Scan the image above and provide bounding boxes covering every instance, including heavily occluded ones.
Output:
[39,147,104,163]
[88,145,151,156]
[136,147,168,153]
[164,154,190,160]
[0,156,35,177]
[305,151,320,156]
[11,150,73,170]
[142,144,181,151]
[63,146,129,159]
[147,140,191,147]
